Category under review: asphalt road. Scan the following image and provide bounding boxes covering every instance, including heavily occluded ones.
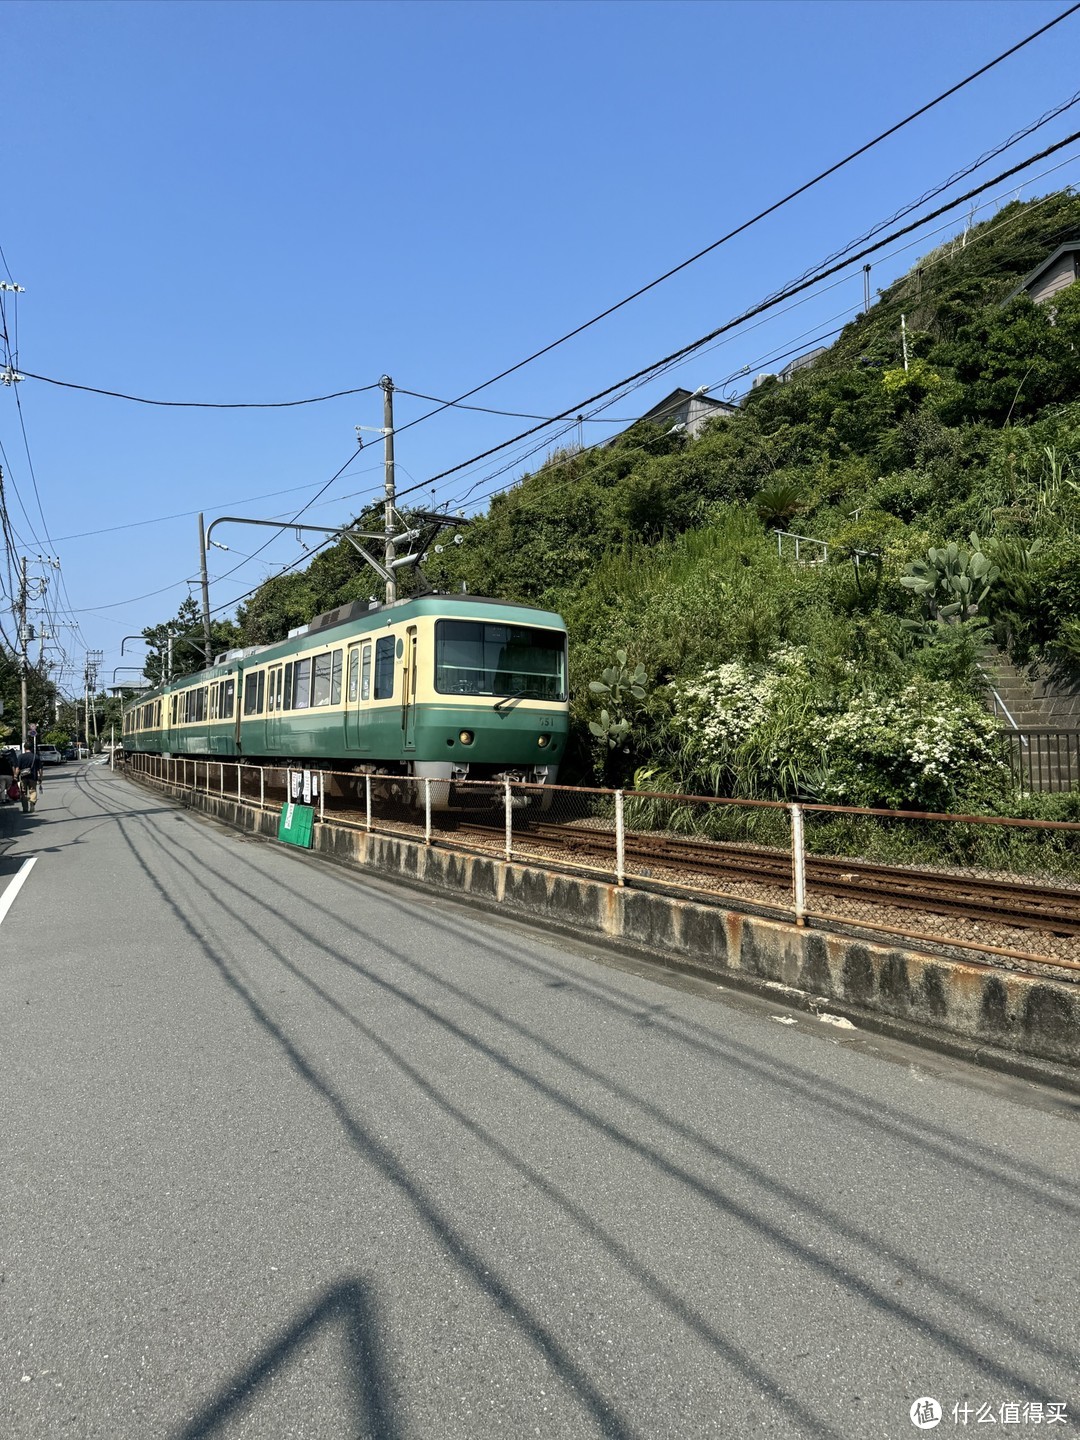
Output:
[1,764,1078,1439]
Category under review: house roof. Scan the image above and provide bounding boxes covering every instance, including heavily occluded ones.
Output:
[636,387,737,425]
[1003,239,1080,304]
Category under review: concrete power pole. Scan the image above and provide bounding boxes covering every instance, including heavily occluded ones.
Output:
[84,651,102,746]
[197,512,213,665]
[381,375,397,604]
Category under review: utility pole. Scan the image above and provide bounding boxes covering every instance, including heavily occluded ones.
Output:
[84,651,102,746]
[18,555,28,748]
[901,314,910,373]
[197,512,213,666]
[863,264,871,313]
[381,375,397,604]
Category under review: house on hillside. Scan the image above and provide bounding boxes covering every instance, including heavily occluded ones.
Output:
[1003,239,1080,306]
[605,387,737,446]
[778,346,828,381]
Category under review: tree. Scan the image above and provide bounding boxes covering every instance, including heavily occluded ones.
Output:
[141,597,240,685]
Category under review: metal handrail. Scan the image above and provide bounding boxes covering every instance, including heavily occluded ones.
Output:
[773,529,828,563]
[978,663,1029,749]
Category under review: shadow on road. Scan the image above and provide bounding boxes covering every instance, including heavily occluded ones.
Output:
[176,1277,399,1440]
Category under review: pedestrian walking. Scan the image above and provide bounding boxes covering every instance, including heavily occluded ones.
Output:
[14,746,42,812]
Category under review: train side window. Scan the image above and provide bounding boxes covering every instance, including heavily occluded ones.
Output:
[244,673,259,716]
[283,663,293,711]
[348,648,360,703]
[361,644,372,701]
[197,687,207,722]
[331,649,342,704]
[210,685,219,721]
[223,678,235,719]
[312,653,332,707]
[293,658,312,710]
[257,671,265,713]
[374,637,394,698]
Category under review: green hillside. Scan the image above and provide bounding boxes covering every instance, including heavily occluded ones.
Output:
[161,190,1080,817]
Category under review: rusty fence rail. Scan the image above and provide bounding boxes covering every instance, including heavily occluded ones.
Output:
[124,753,1080,974]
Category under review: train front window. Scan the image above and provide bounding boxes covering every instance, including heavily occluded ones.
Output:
[434,620,567,700]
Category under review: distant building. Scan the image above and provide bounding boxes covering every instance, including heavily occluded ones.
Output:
[778,346,827,381]
[606,387,737,446]
[1003,240,1080,306]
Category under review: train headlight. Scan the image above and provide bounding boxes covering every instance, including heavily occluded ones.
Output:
[537,734,550,748]
[459,730,474,745]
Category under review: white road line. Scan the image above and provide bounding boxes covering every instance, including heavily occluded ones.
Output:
[0,857,37,926]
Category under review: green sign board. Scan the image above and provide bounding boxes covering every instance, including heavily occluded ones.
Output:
[278,801,314,849]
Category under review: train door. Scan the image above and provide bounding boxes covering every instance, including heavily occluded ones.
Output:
[345,641,372,752]
[401,626,418,751]
[267,664,284,751]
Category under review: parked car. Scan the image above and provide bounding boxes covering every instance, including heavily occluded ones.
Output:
[62,747,76,761]
[37,745,63,765]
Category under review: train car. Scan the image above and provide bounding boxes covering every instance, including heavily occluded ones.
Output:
[121,593,569,787]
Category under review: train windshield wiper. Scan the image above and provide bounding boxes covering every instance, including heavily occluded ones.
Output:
[493,689,532,714]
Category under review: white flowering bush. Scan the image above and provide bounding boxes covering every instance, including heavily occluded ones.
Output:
[665,650,1007,809]
[815,680,1005,808]
[671,646,808,751]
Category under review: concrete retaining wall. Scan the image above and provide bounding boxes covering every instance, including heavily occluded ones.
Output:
[133,776,1080,1085]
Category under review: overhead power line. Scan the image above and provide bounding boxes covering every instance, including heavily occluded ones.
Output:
[15,374,381,408]
[395,126,1080,499]
[40,15,1074,432]
[382,4,1080,444]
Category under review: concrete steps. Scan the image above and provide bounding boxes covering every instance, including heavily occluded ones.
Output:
[982,651,1080,792]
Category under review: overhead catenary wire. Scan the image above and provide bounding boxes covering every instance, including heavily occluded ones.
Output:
[82,124,1080,630]
[377,6,1080,449]
[390,125,1080,503]
[441,161,1080,522]
[16,22,1080,426]
[79,137,1080,625]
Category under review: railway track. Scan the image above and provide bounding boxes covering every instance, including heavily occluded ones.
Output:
[452,816,1080,939]
[196,769,1080,941]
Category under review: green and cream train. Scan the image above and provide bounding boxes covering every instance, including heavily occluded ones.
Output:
[121,593,569,787]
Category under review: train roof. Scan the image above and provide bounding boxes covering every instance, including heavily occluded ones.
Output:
[124,593,566,708]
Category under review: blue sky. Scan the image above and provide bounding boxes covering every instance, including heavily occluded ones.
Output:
[2,0,1079,693]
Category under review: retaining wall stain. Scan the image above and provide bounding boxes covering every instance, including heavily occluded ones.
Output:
[920,966,948,1019]
[878,953,913,1008]
[681,906,729,968]
[1021,987,1079,1060]
[739,924,769,979]
[842,945,876,1006]
[619,890,681,954]
[798,935,833,997]
[507,868,605,927]
[980,977,1010,1036]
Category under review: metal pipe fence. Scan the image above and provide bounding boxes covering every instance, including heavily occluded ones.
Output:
[123,753,1080,974]
[1002,728,1080,793]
